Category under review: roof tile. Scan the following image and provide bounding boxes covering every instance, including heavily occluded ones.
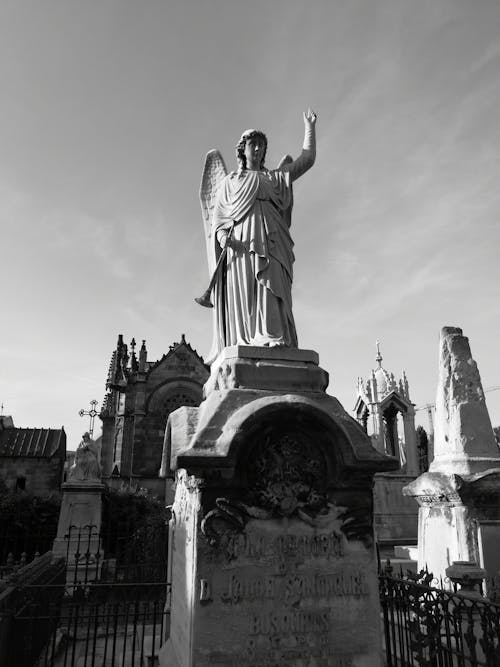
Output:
[0,428,64,458]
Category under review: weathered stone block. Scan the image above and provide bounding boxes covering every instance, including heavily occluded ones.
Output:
[160,347,397,666]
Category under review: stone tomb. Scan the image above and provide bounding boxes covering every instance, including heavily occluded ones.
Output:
[404,327,500,586]
[160,347,397,667]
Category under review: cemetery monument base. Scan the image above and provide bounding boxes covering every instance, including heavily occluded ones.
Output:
[159,346,397,666]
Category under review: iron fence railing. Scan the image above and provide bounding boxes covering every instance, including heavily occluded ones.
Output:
[0,526,57,566]
[0,552,66,667]
[0,520,170,667]
[380,570,500,666]
[11,582,168,667]
[62,523,168,586]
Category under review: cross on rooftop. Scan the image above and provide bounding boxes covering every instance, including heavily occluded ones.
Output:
[79,399,99,437]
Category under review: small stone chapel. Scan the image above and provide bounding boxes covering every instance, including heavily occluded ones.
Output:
[354,344,421,544]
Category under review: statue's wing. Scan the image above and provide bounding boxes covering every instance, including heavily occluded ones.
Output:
[199,149,227,275]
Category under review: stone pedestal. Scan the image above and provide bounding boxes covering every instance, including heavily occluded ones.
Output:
[404,327,500,586]
[159,346,397,666]
[404,470,500,586]
[53,481,104,583]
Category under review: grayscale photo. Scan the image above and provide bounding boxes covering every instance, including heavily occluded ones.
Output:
[1,2,499,665]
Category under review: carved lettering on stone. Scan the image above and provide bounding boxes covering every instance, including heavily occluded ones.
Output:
[179,425,381,664]
[195,508,379,665]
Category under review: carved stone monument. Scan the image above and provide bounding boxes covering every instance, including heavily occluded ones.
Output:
[404,327,500,586]
[160,346,397,666]
[53,433,104,580]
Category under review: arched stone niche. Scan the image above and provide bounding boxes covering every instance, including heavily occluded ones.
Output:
[231,407,339,526]
[192,402,382,554]
[165,393,395,556]
[235,404,343,478]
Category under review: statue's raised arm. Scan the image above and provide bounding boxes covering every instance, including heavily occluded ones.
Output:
[196,110,318,364]
[279,108,317,182]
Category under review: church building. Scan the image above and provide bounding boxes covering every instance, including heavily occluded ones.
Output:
[100,334,209,498]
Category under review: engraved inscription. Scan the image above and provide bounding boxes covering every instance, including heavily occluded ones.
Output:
[214,528,344,563]
[275,532,344,561]
[220,532,266,560]
[197,515,378,665]
[204,644,355,667]
[221,570,369,604]
[250,609,330,635]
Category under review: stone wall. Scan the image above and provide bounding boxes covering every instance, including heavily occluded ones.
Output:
[374,474,418,543]
[0,457,63,496]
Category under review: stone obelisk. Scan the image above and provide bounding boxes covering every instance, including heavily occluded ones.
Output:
[404,327,500,585]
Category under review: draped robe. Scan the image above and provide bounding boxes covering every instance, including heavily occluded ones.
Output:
[206,167,297,363]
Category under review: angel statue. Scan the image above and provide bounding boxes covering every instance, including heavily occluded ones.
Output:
[197,108,317,364]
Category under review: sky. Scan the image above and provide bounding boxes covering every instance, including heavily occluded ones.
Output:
[1,0,499,450]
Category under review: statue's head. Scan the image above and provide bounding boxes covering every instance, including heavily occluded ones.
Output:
[236,129,268,171]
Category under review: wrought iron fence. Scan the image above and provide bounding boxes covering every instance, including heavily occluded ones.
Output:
[62,523,168,585]
[0,552,66,667]
[12,582,168,667]
[0,522,169,667]
[380,567,500,666]
[0,525,57,566]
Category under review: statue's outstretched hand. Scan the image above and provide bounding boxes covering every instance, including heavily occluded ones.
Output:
[303,108,317,126]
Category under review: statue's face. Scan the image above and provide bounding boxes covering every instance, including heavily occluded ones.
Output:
[244,135,266,169]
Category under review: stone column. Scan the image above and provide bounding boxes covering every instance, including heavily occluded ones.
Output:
[159,346,398,667]
[402,407,419,475]
[404,327,500,585]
